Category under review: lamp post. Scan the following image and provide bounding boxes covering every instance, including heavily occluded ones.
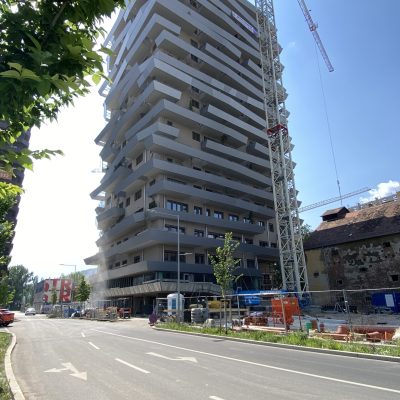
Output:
[59,263,77,303]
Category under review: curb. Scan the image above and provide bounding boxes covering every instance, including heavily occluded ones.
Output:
[4,329,24,400]
[154,327,400,363]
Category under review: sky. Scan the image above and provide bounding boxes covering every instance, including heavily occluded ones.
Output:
[10,0,400,279]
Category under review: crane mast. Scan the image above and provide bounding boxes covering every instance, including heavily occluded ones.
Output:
[255,0,309,297]
[297,0,334,72]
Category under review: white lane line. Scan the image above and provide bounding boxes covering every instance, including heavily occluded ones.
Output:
[93,329,400,395]
[88,342,100,350]
[115,358,150,374]
[210,396,225,400]
[81,332,86,338]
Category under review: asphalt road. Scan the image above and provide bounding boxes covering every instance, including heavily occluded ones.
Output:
[7,312,400,399]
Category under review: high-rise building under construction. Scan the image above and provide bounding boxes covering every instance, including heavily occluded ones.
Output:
[86,0,284,314]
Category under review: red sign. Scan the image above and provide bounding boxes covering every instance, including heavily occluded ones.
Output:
[42,279,73,302]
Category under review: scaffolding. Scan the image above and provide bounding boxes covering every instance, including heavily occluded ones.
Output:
[255,0,309,296]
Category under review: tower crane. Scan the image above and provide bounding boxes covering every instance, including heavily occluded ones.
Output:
[254,1,334,297]
[298,187,371,213]
[297,0,334,72]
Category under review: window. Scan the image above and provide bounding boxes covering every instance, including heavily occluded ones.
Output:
[243,217,251,224]
[118,202,124,208]
[244,238,253,245]
[271,242,277,248]
[195,253,205,264]
[134,190,142,201]
[193,185,202,190]
[194,206,202,215]
[191,86,199,93]
[359,267,367,272]
[164,250,186,262]
[232,235,241,242]
[167,120,173,126]
[149,179,156,186]
[164,250,177,262]
[259,241,268,247]
[268,223,274,232]
[206,208,210,217]
[194,229,204,237]
[167,200,188,212]
[229,214,239,222]
[136,153,143,165]
[390,274,399,282]
[258,221,265,227]
[165,224,185,234]
[214,211,224,219]
[193,166,201,171]
[190,99,200,109]
[190,39,198,48]
[121,260,127,266]
[208,232,225,239]
[313,272,320,278]
[125,197,131,207]
[192,131,200,141]
[190,54,199,62]
[336,279,343,285]
[247,259,255,268]
[133,256,141,263]
[190,0,199,8]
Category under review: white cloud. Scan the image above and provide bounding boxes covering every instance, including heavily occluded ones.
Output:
[360,180,400,203]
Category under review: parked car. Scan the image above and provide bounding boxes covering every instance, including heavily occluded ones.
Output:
[0,309,15,326]
[25,307,36,316]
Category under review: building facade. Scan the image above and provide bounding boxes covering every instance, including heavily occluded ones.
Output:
[304,194,400,311]
[86,0,282,314]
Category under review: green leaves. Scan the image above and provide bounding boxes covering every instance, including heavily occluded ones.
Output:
[210,232,241,298]
[0,0,124,183]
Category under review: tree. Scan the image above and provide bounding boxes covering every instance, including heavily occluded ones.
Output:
[75,277,91,302]
[50,289,57,306]
[210,232,241,333]
[0,271,14,307]
[8,265,34,309]
[0,0,125,191]
[0,185,17,270]
[301,223,313,242]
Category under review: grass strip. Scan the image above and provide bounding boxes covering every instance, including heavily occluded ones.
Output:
[0,332,12,399]
[158,323,400,357]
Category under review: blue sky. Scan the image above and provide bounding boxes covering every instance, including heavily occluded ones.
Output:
[10,1,400,278]
[274,0,400,227]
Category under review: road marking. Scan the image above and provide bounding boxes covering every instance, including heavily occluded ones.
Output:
[115,358,150,374]
[81,332,86,338]
[88,342,99,350]
[45,362,87,381]
[93,329,400,394]
[147,352,197,363]
[210,396,225,400]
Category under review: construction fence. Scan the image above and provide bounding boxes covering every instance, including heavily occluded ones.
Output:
[153,287,400,334]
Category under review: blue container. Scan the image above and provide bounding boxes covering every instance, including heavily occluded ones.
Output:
[371,293,400,313]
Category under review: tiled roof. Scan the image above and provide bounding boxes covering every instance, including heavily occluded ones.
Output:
[304,199,400,249]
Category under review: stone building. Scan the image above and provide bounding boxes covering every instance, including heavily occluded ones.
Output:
[304,194,400,311]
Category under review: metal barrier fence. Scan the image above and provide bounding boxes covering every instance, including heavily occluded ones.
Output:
[153,287,400,335]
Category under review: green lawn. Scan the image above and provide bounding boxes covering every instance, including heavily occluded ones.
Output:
[158,323,400,357]
[0,332,12,400]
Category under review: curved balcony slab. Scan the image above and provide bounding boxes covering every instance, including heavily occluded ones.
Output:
[96,206,125,231]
